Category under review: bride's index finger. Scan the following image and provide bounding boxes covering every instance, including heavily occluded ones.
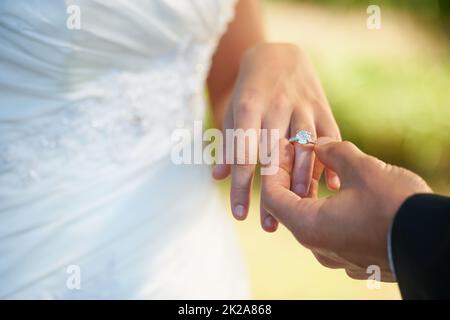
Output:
[229,99,262,221]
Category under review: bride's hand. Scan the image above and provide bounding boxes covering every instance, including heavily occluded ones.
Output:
[212,43,341,232]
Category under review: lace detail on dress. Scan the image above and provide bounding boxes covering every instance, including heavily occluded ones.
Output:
[0,0,238,196]
[0,40,213,198]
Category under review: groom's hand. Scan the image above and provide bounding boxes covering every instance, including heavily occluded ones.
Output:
[261,138,432,281]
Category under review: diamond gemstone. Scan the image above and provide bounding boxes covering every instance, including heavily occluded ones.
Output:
[295,130,312,144]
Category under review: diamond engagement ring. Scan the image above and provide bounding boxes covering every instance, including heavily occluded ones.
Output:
[289,130,316,145]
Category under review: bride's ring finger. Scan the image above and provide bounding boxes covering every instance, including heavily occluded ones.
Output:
[290,116,316,197]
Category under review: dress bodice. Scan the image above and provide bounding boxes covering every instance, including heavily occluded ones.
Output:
[0,1,249,300]
[0,0,235,202]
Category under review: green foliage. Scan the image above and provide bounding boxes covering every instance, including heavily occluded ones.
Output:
[276,0,449,28]
[316,55,450,183]
[282,0,442,13]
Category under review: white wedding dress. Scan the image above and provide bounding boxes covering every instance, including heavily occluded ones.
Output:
[0,0,249,299]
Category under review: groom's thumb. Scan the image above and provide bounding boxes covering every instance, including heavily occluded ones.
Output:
[314,138,365,184]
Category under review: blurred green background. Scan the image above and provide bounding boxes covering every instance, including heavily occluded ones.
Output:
[215,0,450,299]
[279,0,450,189]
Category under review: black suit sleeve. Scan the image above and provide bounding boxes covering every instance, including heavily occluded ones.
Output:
[391,193,450,299]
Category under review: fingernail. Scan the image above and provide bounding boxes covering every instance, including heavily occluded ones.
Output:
[330,175,341,189]
[264,215,275,229]
[293,184,306,196]
[316,137,335,147]
[233,205,246,220]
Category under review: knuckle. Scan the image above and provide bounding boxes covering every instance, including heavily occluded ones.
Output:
[315,254,340,269]
[309,96,329,111]
[353,155,372,177]
[316,257,330,268]
[368,155,388,171]
[235,96,259,117]
[340,140,356,151]
[358,155,388,183]
[270,94,290,113]
[345,269,355,278]
[294,231,315,249]
[325,142,343,159]
[236,101,253,116]
[345,269,366,280]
